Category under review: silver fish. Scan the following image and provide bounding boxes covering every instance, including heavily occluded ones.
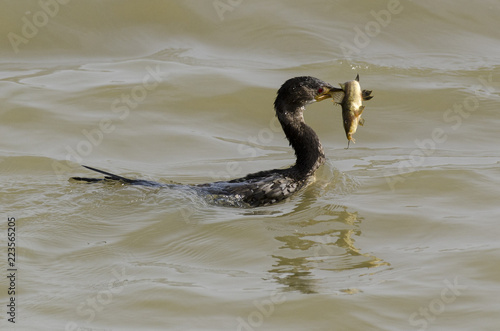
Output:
[330,74,373,148]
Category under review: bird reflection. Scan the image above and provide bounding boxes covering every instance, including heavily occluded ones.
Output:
[268,203,389,294]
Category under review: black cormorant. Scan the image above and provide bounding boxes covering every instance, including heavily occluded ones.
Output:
[72,76,341,207]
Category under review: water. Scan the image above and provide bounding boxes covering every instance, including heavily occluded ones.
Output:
[1,1,500,330]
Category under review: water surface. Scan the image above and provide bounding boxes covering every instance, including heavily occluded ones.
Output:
[1,1,500,330]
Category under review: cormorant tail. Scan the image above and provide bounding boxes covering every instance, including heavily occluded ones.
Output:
[71,165,168,187]
[71,165,136,184]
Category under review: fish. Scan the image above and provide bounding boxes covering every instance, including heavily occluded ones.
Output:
[330,74,373,149]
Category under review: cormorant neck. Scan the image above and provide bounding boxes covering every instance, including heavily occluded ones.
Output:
[275,103,325,176]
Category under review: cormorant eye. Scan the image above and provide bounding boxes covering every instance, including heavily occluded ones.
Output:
[317,87,324,94]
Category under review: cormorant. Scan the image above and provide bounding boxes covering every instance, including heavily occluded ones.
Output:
[72,76,341,207]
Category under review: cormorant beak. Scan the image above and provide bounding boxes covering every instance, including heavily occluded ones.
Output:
[315,86,343,102]
[314,86,335,101]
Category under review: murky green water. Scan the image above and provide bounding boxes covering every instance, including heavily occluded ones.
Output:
[1,1,500,330]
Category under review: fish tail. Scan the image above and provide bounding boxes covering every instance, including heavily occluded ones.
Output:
[362,89,373,101]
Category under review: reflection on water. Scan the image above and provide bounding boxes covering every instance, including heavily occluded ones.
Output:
[270,203,389,294]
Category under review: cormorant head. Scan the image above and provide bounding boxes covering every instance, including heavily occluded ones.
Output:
[274,76,339,112]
